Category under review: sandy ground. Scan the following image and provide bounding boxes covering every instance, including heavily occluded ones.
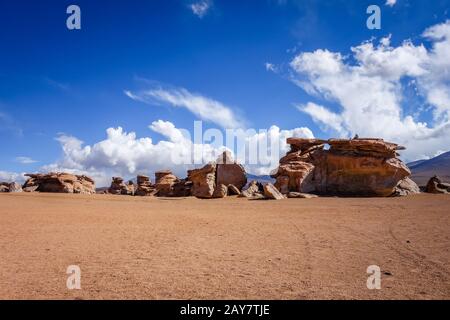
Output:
[0,192,449,300]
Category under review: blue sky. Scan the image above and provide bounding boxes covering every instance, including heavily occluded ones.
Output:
[1,0,450,185]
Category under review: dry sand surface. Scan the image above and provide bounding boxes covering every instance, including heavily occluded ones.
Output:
[0,192,449,300]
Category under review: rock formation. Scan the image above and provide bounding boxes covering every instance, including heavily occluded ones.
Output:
[22,173,95,194]
[109,177,135,195]
[135,175,156,196]
[188,163,217,198]
[272,138,419,197]
[155,170,178,197]
[239,180,264,198]
[187,151,247,199]
[0,182,10,192]
[8,182,23,193]
[425,176,450,194]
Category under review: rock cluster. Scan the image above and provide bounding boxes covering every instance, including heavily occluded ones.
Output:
[425,176,450,194]
[272,138,419,197]
[187,152,247,198]
[22,173,96,194]
[135,175,156,196]
[0,182,23,193]
[109,177,135,195]
[154,171,189,197]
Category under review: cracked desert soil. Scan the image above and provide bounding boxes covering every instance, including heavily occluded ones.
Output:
[0,192,449,300]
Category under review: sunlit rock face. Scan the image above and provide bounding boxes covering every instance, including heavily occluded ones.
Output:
[272,138,419,197]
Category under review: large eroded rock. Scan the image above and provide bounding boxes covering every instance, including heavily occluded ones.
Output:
[425,176,450,194]
[23,173,95,194]
[272,138,419,197]
[188,163,216,198]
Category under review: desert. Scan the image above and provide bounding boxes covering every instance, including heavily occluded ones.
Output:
[0,192,449,300]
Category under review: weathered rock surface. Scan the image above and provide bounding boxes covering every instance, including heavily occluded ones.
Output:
[22,173,95,194]
[135,175,156,196]
[212,184,228,198]
[272,138,419,197]
[425,176,450,194]
[187,152,248,199]
[109,177,134,195]
[263,183,285,200]
[188,163,216,198]
[8,182,23,193]
[239,180,264,198]
[0,183,9,192]
[216,151,247,190]
[227,184,241,196]
[155,170,179,197]
[287,192,318,199]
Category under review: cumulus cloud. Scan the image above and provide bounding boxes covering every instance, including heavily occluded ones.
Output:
[385,0,397,7]
[189,1,211,18]
[290,20,450,161]
[0,171,25,183]
[43,120,313,186]
[125,85,246,129]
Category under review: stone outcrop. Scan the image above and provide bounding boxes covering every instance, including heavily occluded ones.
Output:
[216,151,247,190]
[22,173,95,194]
[425,176,450,194]
[188,163,216,198]
[272,138,419,197]
[187,152,247,199]
[135,175,156,196]
[109,177,135,195]
[8,182,23,193]
[155,170,179,197]
[0,182,10,192]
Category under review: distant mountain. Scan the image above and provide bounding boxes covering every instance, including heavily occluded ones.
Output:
[408,151,450,186]
[246,174,275,184]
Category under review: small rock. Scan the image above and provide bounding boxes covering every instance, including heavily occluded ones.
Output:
[227,184,241,196]
[287,192,318,199]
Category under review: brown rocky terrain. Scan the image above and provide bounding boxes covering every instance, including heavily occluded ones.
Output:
[0,192,449,300]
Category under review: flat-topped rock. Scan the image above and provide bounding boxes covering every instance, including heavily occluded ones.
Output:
[23,172,95,194]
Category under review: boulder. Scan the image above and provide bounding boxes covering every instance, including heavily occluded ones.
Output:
[135,175,156,196]
[227,184,241,196]
[108,177,134,195]
[216,151,247,190]
[239,180,263,198]
[272,138,420,197]
[425,176,449,194]
[8,182,22,193]
[287,192,318,199]
[187,163,216,198]
[263,183,285,200]
[22,173,95,194]
[0,183,9,193]
[172,179,193,197]
[213,184,228,198]
[155,170,179,197]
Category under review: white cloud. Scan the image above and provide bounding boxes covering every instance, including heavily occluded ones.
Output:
[125,85,246,129]
[15,156,38,164]
[290,20,450,161]
[296,102,346,135]
[0,171,25,183]
[189,1,211,18]
[385,0,397,7]
[43,121,314,186]
[265,62,277,72]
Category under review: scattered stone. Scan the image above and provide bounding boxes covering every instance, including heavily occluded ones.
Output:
[22,173,95,194]
[239,180,263,198]
[287,192,318,199]
[263,183,285,200]
[227,184,241,196]
[425,176,449,194]
[247,193,266,200]
[272,138,419,197]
